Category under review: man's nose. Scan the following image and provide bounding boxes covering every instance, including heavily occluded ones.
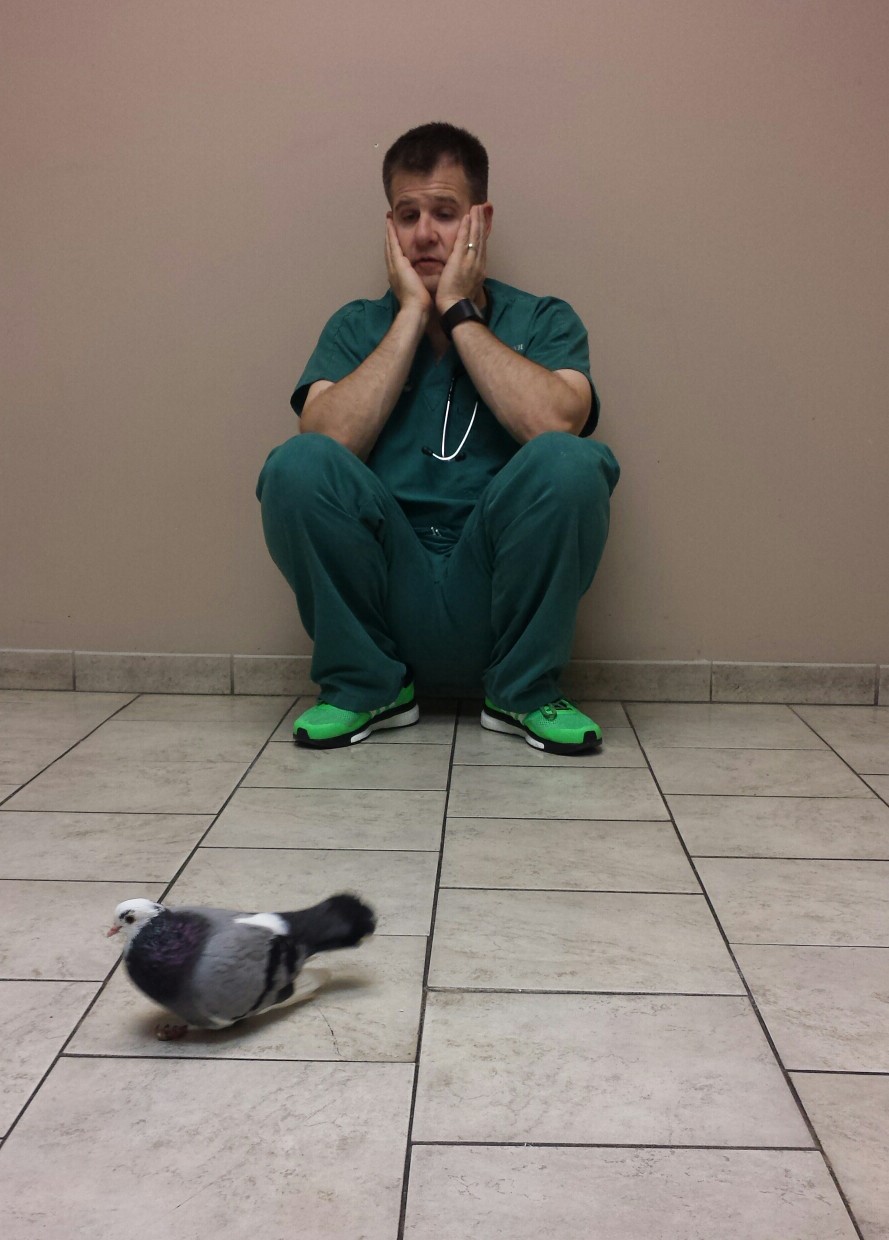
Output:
[415,212,437,246]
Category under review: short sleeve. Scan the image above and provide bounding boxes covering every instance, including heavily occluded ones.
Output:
[524,297,600,436]
[290,301,373,415]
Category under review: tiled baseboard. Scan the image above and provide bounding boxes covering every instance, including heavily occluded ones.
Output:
[1,649,886,704]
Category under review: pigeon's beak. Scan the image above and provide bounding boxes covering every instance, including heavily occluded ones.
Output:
[106,925,121,938]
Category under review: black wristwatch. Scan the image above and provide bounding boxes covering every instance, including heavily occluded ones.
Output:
[440,298,486,339]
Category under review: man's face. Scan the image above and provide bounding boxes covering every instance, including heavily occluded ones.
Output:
[388,159,478,294]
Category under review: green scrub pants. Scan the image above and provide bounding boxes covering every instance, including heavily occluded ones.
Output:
[256,430,619,712]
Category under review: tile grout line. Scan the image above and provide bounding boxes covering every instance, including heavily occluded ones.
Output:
[0,695,300,1150]
[0,693,144,803]
[395,702,461,1240]
[141,698,300,905]
[408,1139,823,1151]
[790,1068,889,1078]
[60,1052,417,1065]
[786,704,888,792]
[423,988,748,998]
[622,703,868,1240]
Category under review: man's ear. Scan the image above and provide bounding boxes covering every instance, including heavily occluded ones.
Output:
[482,202,494,238]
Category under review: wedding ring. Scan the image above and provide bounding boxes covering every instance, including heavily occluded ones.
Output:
[466,242,476,250]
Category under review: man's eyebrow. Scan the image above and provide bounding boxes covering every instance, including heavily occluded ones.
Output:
[394,193,460,210]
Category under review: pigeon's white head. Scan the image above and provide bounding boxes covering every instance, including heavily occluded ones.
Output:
[107,899,165,946]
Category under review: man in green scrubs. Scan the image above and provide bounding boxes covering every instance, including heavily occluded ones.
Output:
[257,123,620,754]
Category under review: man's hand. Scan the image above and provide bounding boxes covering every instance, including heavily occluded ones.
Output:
[385,219,433,320]
[435,206,488,315]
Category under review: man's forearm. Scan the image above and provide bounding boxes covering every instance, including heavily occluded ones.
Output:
[300,305,428,460]
[450,322,590,443]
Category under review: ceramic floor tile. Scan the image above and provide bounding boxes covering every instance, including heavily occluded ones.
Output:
[440,818,698,891]
[454,722,646,767]
[0,981,98,1134]
[794,705,889,734]
[0,880,163,979]
[116,693,296,723]
[4,685,884,1234]
[861,775,889,804]
[695,859,889,945]
[71,718,275,764]
[244,742,450,790]
[5,752,251,813]
[794,705,889,774]
[166,846,438,935]
[0,1057,413,1239]
[413,992,810,1145]
[576,700,631,726]
[735,945,889,1071]
[72,934,426,1062]
[628,702,829,749]
[403,1146,857,1240]
[0,692,138,782]
[0,812,211,880]
[645,747,870,797]
[0,785,19,802]
[667,794,889,858]
[0,690,134,724]
[206,786,446,850]
[270,695,311,740]
[0,726,109,785]
[429,889,740,993]
[792,1073,889,1240]
[448,765,668,820]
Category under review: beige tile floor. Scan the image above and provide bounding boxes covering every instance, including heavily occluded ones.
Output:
[0,691,887,1238]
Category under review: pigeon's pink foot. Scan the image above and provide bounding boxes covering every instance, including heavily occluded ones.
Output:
[155,1022,188,1041]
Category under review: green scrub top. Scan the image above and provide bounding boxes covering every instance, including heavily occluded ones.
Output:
[291,277,599,553]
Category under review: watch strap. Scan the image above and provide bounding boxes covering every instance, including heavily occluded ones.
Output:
[440,298,486,339]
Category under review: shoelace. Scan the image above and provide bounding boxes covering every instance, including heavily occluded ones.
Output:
[538,698,574,721]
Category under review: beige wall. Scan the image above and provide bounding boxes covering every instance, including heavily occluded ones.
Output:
[3,0,887,663]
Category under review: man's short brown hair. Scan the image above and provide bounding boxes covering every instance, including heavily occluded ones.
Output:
[383,122,489,205]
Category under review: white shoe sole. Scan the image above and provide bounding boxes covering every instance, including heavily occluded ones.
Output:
[480,708,545,750]
[351,703,420,744]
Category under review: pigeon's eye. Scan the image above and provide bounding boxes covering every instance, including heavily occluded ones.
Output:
[124,914,135,924]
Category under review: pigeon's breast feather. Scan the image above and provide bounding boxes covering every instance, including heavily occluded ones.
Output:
[125,910,210,1004]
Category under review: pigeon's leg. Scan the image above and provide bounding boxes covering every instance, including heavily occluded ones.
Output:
[155,1021,189,1041]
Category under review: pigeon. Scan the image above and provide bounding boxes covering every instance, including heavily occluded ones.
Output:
[107,892,375,1039]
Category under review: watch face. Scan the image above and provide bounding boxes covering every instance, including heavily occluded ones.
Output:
[444,300,484,337]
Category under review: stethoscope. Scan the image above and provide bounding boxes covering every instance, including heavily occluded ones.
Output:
[421,292,491,463]
[421,368,479,462]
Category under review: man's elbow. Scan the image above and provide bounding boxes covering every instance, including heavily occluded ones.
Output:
[524,397,589,441]
[298,421,369,461]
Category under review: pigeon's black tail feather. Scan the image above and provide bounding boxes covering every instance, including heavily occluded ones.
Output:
[282,894,376,957]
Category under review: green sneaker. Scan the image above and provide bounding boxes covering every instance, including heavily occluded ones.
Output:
[481,697,602,755]
[293,683,419,749]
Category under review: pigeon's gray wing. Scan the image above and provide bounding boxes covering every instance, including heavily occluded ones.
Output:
[182,920,306,1028]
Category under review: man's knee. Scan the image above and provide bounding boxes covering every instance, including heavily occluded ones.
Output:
[506,431,620,504]
[256,432,354,503]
